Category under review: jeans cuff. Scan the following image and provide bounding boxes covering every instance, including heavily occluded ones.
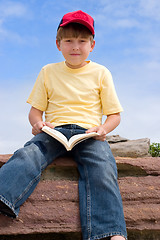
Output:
[0,195,18,218]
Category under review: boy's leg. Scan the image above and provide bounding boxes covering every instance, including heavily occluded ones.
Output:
[73,139,127,240]
[111,236,125,240]
[0,132,67,218]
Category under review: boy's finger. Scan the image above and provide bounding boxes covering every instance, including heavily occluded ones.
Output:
[96,128,106,135]
[45,122,54,128]
[86,127,98,133]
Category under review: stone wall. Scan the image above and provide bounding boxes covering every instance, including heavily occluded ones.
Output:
[0,153,160,240]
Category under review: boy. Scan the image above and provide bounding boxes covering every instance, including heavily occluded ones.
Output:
[0,10,127,240]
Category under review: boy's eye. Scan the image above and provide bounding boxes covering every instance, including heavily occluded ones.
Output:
[80,39,86,42]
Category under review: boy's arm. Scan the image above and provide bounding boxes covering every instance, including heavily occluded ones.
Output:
[86,113,121,141]
[29,106,54,135]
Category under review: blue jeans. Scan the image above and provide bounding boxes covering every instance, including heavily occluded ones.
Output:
[0,124,127,240]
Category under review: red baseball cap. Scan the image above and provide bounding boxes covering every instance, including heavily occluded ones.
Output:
[57,10,95,36]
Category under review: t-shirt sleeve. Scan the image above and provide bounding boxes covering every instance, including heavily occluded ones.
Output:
[27,68,48,111]
[100,68,123,115]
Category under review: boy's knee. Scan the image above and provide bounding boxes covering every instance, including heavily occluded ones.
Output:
[12,143,41,167]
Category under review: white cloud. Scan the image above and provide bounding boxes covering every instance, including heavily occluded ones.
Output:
[137,37,160,61]
[94,1,160,78]
[112,18,139,28]
[95,0,160,30]
[0,25,25,43]
[108,59,160,144]
[0,82,33,154]
[0,0,33,43]
[121,99,160,143]
[139,0,160,21]
[0,0,28,18]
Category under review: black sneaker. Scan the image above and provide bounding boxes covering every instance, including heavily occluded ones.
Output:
[0,201,16,218]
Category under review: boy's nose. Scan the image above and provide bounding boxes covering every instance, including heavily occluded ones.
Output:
[72,43,79,50]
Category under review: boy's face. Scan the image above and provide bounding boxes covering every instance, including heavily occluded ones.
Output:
[56,36,95,69]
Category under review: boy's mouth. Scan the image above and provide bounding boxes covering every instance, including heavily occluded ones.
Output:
[70,54,80,56]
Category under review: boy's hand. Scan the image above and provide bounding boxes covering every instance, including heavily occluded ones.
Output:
[32,121,54,135]
[86,125,107,141]
[86,113,121,141]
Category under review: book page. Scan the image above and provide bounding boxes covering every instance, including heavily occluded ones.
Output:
[68,132,98,149]
[42,126,68,146]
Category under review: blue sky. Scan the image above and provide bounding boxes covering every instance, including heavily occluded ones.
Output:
[0,0,160,154]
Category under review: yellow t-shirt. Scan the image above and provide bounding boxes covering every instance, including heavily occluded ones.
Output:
[27,61,123,129]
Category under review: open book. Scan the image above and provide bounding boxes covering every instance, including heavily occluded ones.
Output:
[42,126,99,151]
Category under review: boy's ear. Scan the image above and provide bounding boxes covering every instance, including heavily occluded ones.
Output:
[56,39,61,51]
[90,40,95,52]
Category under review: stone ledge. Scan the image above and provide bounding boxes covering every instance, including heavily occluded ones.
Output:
[1,155,160,178]
[0,176,160,236]
[0,155,160,239]
[116,156,160,176]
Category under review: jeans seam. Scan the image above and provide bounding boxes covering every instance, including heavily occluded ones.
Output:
[84,165,92,239]
[13,173,41,205]
[13,142,65,206]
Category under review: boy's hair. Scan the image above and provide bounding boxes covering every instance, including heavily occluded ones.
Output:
[56,23,94,44]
